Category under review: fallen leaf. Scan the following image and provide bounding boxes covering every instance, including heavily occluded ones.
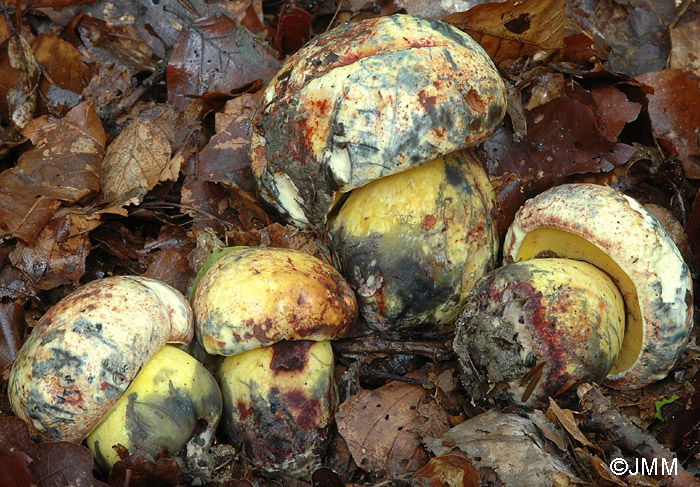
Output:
[0,100,105,244]
[546,398,597,450]
[9,207,101,291]
[6,33,40,130]
[0,449,37,487]
[336,381,431,477]
[413,453,480,487]
[32,34,93,116]
[425,410,577,487]
[143,247,196,297]
[0,416,109,487]
[670,20,700,79]
[0,301,27,368]
[167,14,281,110]
[637,69,700,179]
[100,118,175,208]
[274,6,313,56]
[445,0,564,63]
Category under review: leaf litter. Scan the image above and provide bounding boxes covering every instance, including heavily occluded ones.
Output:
[0,0,699,486]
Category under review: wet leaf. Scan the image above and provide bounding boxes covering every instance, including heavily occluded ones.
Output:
[425,411,578,487]
[0,100,105,243]
[167,14,281,110]
[100,118,175,208]
[0,449,37,487]
[274,6,312,56]
[637,69,700,179]
[0,416,108,487]
[412,453,480,487]
[445,0,564,63]
[336,381,431,477]
[32,34,93,116]
[0,301,27,368]
[9,207,101,291]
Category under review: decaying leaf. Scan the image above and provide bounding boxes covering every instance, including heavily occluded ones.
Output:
[9,207,101,291]
[0,100,105,243]
[167,14,281,109]
[670,21,700,79]
[425,410,578,487]
[0,301,27,368]
[637,69,700,179]
[100,118,175,208]
[336,381,431,477]
[6,33,40,130]
[0,416,108,487]
[445,0,564,63]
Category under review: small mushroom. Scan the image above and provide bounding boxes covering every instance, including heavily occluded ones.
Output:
[191,246,357,479]
[455,183,693,399]
[86,344,222,472]
[8,276,195,444]
[454,258,625,405]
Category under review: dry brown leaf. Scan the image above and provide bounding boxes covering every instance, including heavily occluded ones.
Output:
[546,398,597,450]
[7,33,40,129]
[670,21,700,79]
[0,301,27,368]
[425,411,578,487]
[336,381,431,477]
[0,100,105,244]
[100,118,175,208]
[9,207,102,291]
[32,34,93,116]
[413,454,480,487]
[445,0,564,63]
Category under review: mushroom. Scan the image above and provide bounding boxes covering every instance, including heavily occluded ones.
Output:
[454,183,693,402]
[86,344,222,472]
[8,276,221,469]
[328,151,498,334]
[191,246,357,479]
[454,258,625,405]
[250,13,506,334]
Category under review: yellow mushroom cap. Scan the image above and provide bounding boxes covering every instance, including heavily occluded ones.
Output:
[503,183,693,389]
[251,14,506,228]
[192,247,357,356]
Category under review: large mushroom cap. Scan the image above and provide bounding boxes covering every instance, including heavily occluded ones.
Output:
[504,183,693,389]
[251,14,506,228]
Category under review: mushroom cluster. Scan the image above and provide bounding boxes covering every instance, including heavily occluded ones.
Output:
[454,183,694,404]
[251,13,506,335]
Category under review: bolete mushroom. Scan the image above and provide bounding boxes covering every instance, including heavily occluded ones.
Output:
[191,246,357,479]
[454,183,693,403]
[8,276,221,469]
[454,258,625,404]
[250,14,506,334]
[328,151,498,334]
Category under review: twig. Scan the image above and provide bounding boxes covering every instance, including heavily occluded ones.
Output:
[332,335,454,361]
[577,383,700,487]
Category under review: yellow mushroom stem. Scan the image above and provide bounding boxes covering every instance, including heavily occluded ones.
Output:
[86,345,222,472]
